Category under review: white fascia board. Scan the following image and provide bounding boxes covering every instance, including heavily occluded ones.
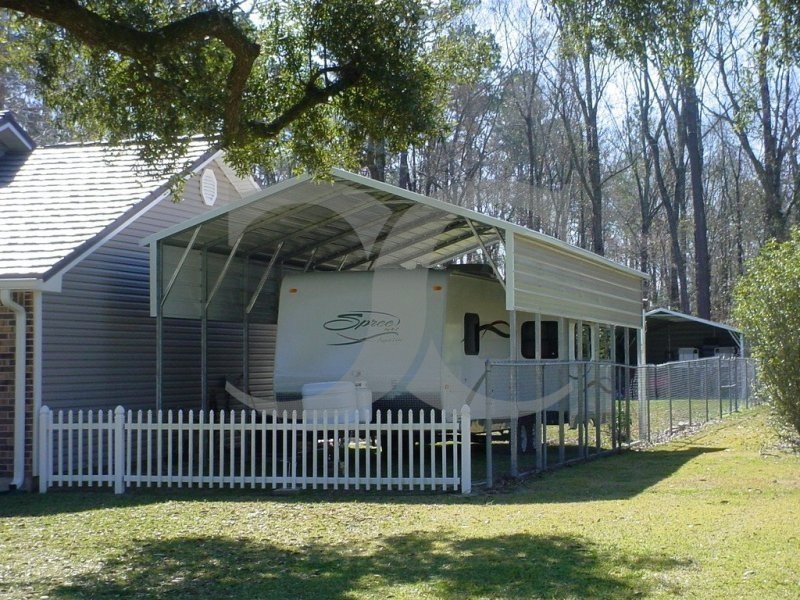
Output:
[192,149,224,172]
[50,190,171,281]
[214,157,260,195]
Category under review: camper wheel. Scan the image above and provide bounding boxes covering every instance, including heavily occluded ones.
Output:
[517,417,535,455]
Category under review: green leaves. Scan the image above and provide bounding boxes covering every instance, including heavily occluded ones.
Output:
[733,227,800,434]
[3,0,472,176]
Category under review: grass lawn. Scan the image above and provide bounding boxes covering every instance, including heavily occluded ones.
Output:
[1,405,798,599]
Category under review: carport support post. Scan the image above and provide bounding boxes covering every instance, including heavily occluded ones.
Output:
[201,247,208,412]
[509,311,518,478]
[155,240,164,411]
[484,360,493,488]
[242,257,250,392]
[637,312,648,444]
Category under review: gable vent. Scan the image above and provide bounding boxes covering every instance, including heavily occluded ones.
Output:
[201,168,218,206]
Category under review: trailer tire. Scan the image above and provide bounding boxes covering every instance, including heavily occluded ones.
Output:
[517,418,534,455]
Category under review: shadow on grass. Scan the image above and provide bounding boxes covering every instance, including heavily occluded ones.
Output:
[501,445,726,504]
[0,445,726,519]
[33,531,685,599]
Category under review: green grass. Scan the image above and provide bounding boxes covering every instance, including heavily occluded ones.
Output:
[1,405,798,599]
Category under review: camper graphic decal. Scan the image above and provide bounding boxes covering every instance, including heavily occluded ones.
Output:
[323,311,401,345]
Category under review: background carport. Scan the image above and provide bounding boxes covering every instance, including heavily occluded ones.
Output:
[143,168,646,411]
[645,308,743,364]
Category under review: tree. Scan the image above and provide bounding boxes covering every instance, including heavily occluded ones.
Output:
[733,227,800,434]
[0,10,70,142]
[548,0,613,255]
[712,0,799,242]
[0,0,454,176]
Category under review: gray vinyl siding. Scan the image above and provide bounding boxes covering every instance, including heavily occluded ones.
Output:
[247,323,277,401]
[160,317,201,412]
[207,321,244,407]
[41,163,254,413]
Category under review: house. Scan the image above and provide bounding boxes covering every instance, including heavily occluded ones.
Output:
[644,307,743,364]
[0,111,259,490]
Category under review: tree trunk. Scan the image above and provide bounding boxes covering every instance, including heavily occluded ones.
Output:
[584,50,604,256]
[681,23,710,319]
[365,137,386,182]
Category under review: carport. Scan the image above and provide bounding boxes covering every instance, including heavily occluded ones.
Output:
[645,308,743,364]
[142,168,646,414]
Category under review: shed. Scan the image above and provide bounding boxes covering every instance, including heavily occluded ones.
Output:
[645,308,743,364]
[144,169,647,413]
[0,111,259,490]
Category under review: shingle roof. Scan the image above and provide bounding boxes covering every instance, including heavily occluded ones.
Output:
[0,139,212,281]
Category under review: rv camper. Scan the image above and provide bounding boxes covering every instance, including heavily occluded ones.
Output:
[272,267,576,429]
[274,267,500,415]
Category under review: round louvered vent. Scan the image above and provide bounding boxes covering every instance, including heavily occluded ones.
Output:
[201,168,217,206]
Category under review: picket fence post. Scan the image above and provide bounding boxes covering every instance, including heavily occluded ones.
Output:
[38,406,51,494]
[114,406,125,494]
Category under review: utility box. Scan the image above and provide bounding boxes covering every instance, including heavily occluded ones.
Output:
[678,347,699,361]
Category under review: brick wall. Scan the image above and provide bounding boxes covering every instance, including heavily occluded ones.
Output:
[0,291,34,486]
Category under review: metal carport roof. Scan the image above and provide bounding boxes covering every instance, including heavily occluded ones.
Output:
[144,168,645,303]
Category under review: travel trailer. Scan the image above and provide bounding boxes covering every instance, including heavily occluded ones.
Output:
[272,267,572,426]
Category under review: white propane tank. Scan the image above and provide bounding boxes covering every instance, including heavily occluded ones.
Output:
[354,381,372,423]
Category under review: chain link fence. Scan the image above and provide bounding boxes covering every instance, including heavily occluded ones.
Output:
[634,357,759,444]
[478,357,759,484]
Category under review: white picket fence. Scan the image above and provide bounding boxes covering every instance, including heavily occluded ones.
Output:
[38,405,472,495]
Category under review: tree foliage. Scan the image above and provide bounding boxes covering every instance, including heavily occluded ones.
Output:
[733,227,800,434]
[0,0,470,175]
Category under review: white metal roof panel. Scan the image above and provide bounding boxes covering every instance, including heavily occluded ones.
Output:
[645,307,741,334]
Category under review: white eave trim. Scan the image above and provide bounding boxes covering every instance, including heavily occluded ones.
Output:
[0,275,62,292]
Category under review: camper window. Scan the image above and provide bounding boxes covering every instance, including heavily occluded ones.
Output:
[542,320,559,358]
[520,320,559,359]
[464,313,480,355]
[521,321,536,358]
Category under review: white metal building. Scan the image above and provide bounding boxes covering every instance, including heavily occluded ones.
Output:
[144,169,647,415]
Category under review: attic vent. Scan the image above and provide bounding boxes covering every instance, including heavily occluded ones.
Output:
[201,168,217,206]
